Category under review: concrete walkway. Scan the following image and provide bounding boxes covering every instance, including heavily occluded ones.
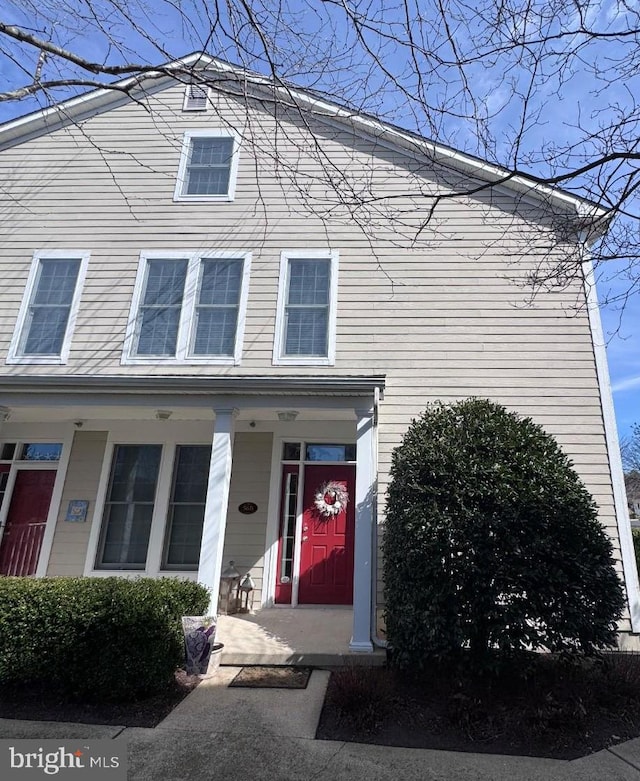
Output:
[1,668,640,780]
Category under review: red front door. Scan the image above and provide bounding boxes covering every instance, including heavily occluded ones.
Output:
[0,470,56,576]
[298,464,355,605]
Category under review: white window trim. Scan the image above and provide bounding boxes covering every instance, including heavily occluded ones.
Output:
[173,129,240,202]
[6,250,89,365]
[122,250,251,365]
[273,249,339,366]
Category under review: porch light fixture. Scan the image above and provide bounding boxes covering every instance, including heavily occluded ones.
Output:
[218,560,241,615]
[155,409,172,420]
[238,572,255,613]
[277,410,298,422]
[0,407,11,422]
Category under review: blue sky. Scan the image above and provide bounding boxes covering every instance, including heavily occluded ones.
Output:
[0,0,637,438]
[601,279,639,439]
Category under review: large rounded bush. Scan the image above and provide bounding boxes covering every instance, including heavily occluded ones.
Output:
[383,399,626,669]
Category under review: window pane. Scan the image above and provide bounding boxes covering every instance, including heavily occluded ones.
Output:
[186,168,230,195]
[142,260,187,307]
[33,260,79,306]
[280,471,299,582]
[191,259,242,356]
[287,260,329,305]
[1,443,16,460]
[20,443,62,461]
[172,446,210,503]
[97,445,161,570]
[305,444,355,462]
[135,259,187,357]
[190,137,233,166]
[137,308,181,355]
[193,309,237,355]
[199,260,241,306]
[282,442,301,460]
[23,307,69,355]
[20,259,81,356]
[185,137,234,196]
[284,308,328,355]
[163,445,211,570]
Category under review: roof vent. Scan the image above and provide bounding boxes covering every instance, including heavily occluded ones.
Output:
[183,84,209,112]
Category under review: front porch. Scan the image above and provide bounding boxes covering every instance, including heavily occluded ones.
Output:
[216,607,386,666]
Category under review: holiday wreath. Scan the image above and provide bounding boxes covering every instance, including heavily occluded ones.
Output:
[314,480,349,518]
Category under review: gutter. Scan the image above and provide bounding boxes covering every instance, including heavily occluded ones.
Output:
[0,373,386,397]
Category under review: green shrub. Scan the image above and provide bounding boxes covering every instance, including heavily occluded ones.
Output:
[383,399,625,671]
[0,577,209,701]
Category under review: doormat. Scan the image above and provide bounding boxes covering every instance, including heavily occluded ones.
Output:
[229,666,312,689]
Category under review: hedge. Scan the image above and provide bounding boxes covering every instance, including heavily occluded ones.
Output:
[0,576,210,701]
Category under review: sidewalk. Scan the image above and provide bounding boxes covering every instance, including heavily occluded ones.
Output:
[1,667,640,780]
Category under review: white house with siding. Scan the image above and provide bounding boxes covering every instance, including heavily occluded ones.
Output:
[0,53,637,652]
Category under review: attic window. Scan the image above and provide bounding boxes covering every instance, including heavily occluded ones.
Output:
[183,84,209,111]
[174,130,240,202]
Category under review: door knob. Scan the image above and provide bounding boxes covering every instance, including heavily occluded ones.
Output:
[302,535,308,541]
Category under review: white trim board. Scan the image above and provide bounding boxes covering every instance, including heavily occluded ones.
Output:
[584,260,640,633]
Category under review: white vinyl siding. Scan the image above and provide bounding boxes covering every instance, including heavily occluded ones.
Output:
[123,251,251,364]
[273,250,339,366]
[7,251,89,365]
[174,130,239,201]
[47,431,108,577]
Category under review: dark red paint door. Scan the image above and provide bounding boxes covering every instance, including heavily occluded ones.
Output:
[0,470,56,576]
[298,464,355,605]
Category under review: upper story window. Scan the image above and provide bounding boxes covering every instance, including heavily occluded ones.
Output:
[123,251,251,365]
[273,250,338,366]
[7,251,89,365]
[174,130,239,202]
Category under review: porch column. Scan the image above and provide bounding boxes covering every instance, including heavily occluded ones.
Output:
[198,407,238,614]
[350,406,375,652]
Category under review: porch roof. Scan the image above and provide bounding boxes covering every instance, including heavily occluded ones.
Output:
[0,374,385,397]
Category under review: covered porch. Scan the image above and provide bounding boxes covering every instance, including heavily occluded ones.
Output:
[217,607,386,666]
[0,374,386,655]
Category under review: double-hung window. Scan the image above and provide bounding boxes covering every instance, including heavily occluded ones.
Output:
[7,251,89,364]
[96,444,162,570]
[124,251,250,364]
[174,130,240,201]
[162,445,211,570]
[273,250,338,365]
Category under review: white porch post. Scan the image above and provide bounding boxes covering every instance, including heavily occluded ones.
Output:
[198,407,238,614]
[350,407,375,652]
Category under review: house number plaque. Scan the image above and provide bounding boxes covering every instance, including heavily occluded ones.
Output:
[238,502,258,515]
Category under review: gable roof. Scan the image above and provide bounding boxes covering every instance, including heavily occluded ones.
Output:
[0,52,607,228]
